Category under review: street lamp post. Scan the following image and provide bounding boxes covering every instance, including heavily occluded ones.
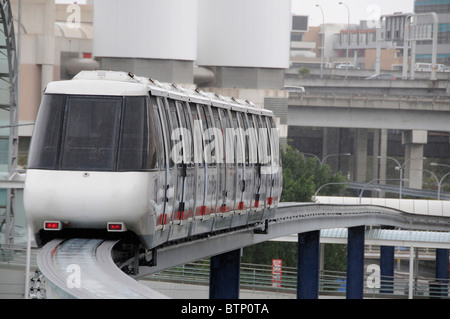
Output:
[431,163,450,200]
[314,182,350,200]
[302,152,351,165]
[378,156,426,199]
[339,2,350,79]
[358,178,408,203]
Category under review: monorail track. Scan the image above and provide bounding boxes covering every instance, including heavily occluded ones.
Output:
[37,238,168,299]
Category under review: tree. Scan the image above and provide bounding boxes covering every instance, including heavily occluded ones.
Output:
[298,67,310,77]
[280,146,346,202]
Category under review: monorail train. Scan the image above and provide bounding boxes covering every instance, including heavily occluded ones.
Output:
[24,71,282,250]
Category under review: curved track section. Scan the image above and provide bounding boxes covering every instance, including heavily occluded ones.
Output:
[37,238,168,299]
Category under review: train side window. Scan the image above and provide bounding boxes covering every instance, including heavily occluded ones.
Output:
[211,107,225,166]
[237,112,250,166]
[154,97,168,169]
[152,107,165,169]
[169,99,183,167]
[119,96,155,171]
[263,116,272,166]
[199,104,216,166]
[160,98,175,168]
[231,111,244,166]
[27,94,65,169]
[251,114,260,164]
[246,114,258,165]
[267,117,280,166]
[177,101,193,166]
[257,115,271,166]
[222,109,234,165]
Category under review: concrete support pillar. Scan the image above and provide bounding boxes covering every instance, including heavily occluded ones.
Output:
[378,129,388,196]
[402,130,427,189]
[209,249,241,299]
[372,130,380,180]
[346,226,365,299]
[322,128,351,176]
[354,129,368,182]
[297,231,321,299]
[322,128,339,172]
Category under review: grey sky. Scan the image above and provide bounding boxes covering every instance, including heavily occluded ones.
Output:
[292,0,415,26]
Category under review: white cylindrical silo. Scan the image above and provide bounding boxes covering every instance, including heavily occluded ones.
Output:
[93,0,197,83]
[93,0,197,61]
[197,0,292,69]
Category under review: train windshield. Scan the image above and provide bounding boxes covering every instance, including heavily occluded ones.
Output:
[28,94,157,171]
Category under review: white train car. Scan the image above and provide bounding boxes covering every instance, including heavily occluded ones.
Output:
[24,71,282,249]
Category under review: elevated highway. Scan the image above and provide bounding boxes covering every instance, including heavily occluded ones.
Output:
[287,91,450,131]
[284,73,450,132]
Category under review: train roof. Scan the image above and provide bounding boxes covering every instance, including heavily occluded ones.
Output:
[46,71,273,116]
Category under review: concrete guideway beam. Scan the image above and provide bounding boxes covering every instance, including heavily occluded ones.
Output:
[134,201,450,278]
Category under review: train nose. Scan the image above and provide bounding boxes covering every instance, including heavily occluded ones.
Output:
[25,169,149,231]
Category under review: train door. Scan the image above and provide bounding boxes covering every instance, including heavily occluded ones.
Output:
[260,115,273,216]
[168,99,186,225]
[149,97,167,231]
[232,111,245,212]
[199,104,218,217]
[211,107,225,216]
[238,112,254,213]
[177,101,195,221]
[190,103,206,220]
[246,113,262,223]
[220,108,236,213]
[157,97,176,228]
[253,114,268,211]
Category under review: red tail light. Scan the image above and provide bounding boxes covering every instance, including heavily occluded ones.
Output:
[107,222,126,232]
[44,221,61,231]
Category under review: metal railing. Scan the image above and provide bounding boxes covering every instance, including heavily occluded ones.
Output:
[0,244,38,267]
[147,260,450,299]
[1,244,448,299]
